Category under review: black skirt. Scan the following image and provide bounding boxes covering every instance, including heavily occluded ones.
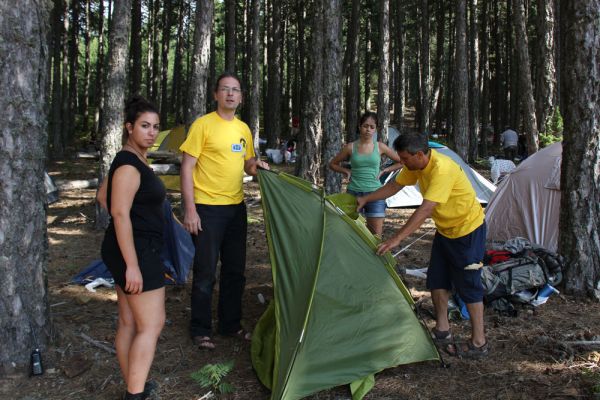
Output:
[101,232,165,293]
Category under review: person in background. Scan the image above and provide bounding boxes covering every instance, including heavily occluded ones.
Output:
[100,96,165,399]
[328,111,403,237]
[500,126,519,160]
[180,72,269,350]
[357,132,489,359]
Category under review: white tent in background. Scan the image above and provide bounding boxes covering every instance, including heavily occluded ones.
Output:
[384,142,496,208]
[485,142,562,252]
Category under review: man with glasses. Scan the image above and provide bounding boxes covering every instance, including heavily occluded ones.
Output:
[180,72,268,349]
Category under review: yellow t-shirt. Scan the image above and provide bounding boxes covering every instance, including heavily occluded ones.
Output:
[180,112,255,205]
[395,149,484,238]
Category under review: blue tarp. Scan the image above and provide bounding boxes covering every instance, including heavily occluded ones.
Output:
[73,200,194,286]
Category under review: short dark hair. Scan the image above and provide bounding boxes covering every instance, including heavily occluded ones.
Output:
[122,95,159,144]
[393,132,429,155]
[215,72,243,92]
[359,111,377,126]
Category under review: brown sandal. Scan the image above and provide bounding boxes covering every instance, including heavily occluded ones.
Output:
[446,340,490,359]
[193,336,216,349]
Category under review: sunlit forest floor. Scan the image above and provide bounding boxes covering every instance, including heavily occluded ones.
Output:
[2,157,600,400]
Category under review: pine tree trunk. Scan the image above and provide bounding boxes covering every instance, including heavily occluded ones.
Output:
[81,0,91,134]
[160,0,173,124]
[431,0,445,133]
[151,0,160,103]
[323,0,343,195]
[478,0,490,157]
[186,0,213,125]
[61,0,70,145]
[225,0,236,73]
[468,0,480,162]
[535,0,557,134]
[452,0,469,160]
[265,0,282,148]
[377,0,390,144]
[171,0,186,124]
[418,0,430,134]
[344,0,360,141]
[363,16,372,111]
[68,0,79,139]
[514,0,538,154]
[96,0,132,229]
[393,2,405,128]
[248,0,261,153]
[129,0,142,95]
[50,0,63,158]
[0,0,51,375]
[93,0,106,145]
[296,0,323,184]
[559,0,600,298]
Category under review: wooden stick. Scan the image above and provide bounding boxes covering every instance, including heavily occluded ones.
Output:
[80,332,116,354]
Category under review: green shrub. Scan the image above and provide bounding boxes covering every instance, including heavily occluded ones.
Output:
[190,361,235,397]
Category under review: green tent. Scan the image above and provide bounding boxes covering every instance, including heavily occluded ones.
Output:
[251,170,439,400]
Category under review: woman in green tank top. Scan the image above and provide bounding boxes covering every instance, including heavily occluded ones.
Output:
[329,112,403,236]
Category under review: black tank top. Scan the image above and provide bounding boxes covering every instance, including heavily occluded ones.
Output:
[106,151,166,239]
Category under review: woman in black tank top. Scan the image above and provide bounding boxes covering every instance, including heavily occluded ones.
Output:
[98,96,165,400]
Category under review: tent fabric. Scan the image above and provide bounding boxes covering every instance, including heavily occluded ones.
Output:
[252,170,438,400]
[72,200,194,285]
[485,142,562,252]
[45,172,59,204]
[384,143,496,208]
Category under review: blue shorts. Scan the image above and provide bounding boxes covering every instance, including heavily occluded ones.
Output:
[347,189,386,218]
[426,222,486,303]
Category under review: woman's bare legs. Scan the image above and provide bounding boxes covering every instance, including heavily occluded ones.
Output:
[366,216,384,237]
[114,286,165,394]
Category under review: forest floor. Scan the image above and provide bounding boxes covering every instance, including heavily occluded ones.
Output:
[2,157,600,400]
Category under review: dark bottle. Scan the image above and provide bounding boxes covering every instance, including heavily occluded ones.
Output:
[30,348,43,376]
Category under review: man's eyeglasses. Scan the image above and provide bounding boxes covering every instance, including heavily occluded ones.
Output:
[218,86,241,94]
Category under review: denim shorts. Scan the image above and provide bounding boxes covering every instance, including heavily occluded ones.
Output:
[347,189,386,218]
[426,222,486,303]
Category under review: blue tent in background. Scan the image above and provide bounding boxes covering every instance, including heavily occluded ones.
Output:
[73,200,194,286]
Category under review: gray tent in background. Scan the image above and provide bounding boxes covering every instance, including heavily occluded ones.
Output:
[485,142,562,252]
[383,141,496,208]
[45,172,58,204]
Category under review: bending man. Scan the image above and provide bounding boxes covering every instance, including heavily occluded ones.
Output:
[357,132,488,358]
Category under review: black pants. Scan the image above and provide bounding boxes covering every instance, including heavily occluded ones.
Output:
[190,202,247,338]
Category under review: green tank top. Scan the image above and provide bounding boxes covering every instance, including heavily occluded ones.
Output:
[347,141,382,192]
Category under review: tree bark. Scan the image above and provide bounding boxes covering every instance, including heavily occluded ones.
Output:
[322,0,343,195]
[296,0,323,184]
[431,0,445,133]
[93,0,106,145]
[225,0,236,73]
[393,2,405,129]
[50,0,64,158]
[559,0,600,297]
[68,0,79,140]
[452,0,469,160]
[265,0,282,148]
[468,0,480,162]
[535,0,557,134]
[514,0,538,154]
[129,0,142,96]
[248,0,262,154]
[81,0,92,134]
[344,0,360,141]
[0,0,52,375]
[418,0,430,134]
[96,0,132,229]
[186,0,214,126]
[160,0,173,124]
[171,0,186,124]
[478,0,490,157]
[377,0,391,144]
